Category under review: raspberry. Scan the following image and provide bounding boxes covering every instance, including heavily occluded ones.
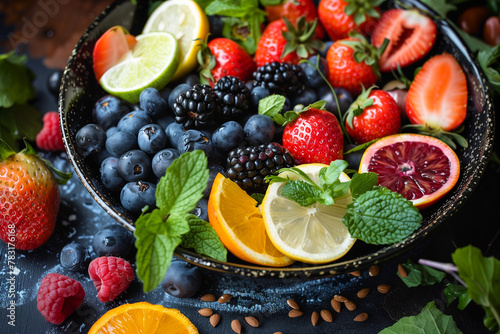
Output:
[37,273,85,324]
[36,111,65,151]
[88,256,134,303]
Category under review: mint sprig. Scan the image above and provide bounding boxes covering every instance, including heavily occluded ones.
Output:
[266,160,422,245]
[134,151,227,292]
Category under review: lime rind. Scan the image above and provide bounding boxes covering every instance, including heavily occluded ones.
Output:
[100,32,180,103]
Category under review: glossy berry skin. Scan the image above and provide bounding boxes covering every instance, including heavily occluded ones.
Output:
[137,124,168,154]
[326,38,378,96]
[168,84,192,111]
[177,130,213,159]
[117,149,152,182]
[160,259,202,298]
[318,86,353,118]
[318,0,380,41]
[75,124,106,157]
[93,95,131,130]
[299,55,328,89]
[152,148,180,178]
[106,126,120,137]
[92,224,134,259]
[120,181,156,214]
[283,108,343,164]
[212,121,245,153]
[100,157,126,192]
[292,87,318,107]
[244,115,276,146]
[343,143,365,171]
[36,111,65,151]
[203,163,225,198]
[165,122,186,147]
[60,243,90,271]
[345,90,401,144]
[249,86,271,109]
[255,20,302,67]
[117,111,152,135]
[139,88,168,119]
[47,69,64,96]
[190,197,209,222]
[105,130,138,157]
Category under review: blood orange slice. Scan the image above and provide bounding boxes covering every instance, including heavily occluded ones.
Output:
[358,133,460,209]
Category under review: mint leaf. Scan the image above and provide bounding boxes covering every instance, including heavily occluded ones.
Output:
[205,0,245,16]
[444,283,471,310]
[281,180,322,207]
[319,160,348,188]
[349,172,378,198]
[379,301,461,334]
[181,214,227,261]
[258,94,286,119]
[452,245,500,332]
[478,44,500,94]
[156,150,209,214]
[398,260,446,287]
[250,193,264,205]
[343,187,422,244]
[0,52,35,108]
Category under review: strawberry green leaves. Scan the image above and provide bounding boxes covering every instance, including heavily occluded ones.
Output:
[134,151,227,292]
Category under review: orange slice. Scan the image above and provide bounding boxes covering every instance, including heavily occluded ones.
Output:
[87,302,198,334]
[359,133,460,209]
[207,173,295,267]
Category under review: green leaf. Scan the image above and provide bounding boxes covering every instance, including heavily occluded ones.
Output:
[280,180,322,207]
[205,0,247,16]
[156,151,209,215]
[0,103,42,151]
[452,245,500,332]
[379,301,462,334]
[0,52,35,108]
[418,0,456,17]
[349,172,378,198]
[0,139,16,160]
[444,283,471,310]
[398,260,447,287]
[181,214,227,261]
[343,187,422,245]
[250,193,265,205]
[319,160,348,188]
[258,94,287,119]
[478,43,500,94]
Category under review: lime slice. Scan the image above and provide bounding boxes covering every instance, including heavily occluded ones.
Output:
[142,0,209,81]
[100,32,179,103]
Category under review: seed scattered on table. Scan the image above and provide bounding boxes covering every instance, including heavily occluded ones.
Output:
[311,311,319,326]
[357,288,370,299]
[198,308,213,317]
[354,312,369,322]
[289,309,304,318]
[369,265,380,277]
[345,300,357,311]
[209,313,220,327]
[287,299,300,309]
[218,293,233,303]
[377,284,391,294]
[245,316,259,328]
[334,294,347,302]
[349,270,361,277]
[331,298,341,313]
[201,293,216,302]
[231,319,242,333]
[320,309,333,322]
[398,264,408,278]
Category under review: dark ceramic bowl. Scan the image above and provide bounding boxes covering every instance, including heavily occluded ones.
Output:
[59,0,495,278]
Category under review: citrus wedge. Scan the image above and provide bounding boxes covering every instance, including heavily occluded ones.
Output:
[261,164,356,264]
[359,133,460,209]
[143,0,209,81]
[100,31,179,103]
[87,302,198,334]
[208,173,295,267]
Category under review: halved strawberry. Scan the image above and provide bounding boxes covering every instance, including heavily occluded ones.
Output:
[406,53,467,133]
[371,9,436,72]
[92,25,137,82]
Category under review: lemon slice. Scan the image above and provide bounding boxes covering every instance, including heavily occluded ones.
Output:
[143,0,209,81]
[261,164,356,264]
[100,31,179,103]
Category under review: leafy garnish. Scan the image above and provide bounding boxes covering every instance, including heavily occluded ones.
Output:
[134,151,227,292]
[444,283,471,310]
[397,259,447,287]
[478,43,500,95]
[379,301,462,334]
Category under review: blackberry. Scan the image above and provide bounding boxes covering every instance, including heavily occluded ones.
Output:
[252,62,305,97]
[226,142,293,192]
[213,76,250,121]
[173,84,220,130]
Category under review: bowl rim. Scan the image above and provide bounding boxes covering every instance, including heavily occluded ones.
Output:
[59,0,496,279]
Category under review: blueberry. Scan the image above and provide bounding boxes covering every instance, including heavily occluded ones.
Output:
[190,198,209,221]
[344,143,365,171]
[120,181,156,214]
[244,114,275,146]
[75,123,106,157]
[47,69,64,96]
[93,95,131,129]
[177,129,213,159]
[250,86,270,109]
[152,148,180,178]
[318,86,353,118]
[204,163,225,198]
[159,86,172,105]
[92,224,134,258]
[137,124,168,154]
[318,40,334,58]
[168,83,191,111]
[100,157,126,191]
[140,88,168,119]
[156,113,176,131]
[292,87,318,107]
[212,121,244,153]
[160,259,202,298]
[60,243,90,271]
[106,130,138,157]
[106,126,120,137]
[117,110,152,135]
[117,149,152,182]
[300,55,328,88]
[179,73,200,86]
[165,122,185,147]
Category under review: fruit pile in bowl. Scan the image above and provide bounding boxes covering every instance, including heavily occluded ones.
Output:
[59,0,495,289]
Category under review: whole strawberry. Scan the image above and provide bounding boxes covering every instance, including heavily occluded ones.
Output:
[198,37,256,86]
[318,0,381,41]
[0,139,71,250]
[345,87,401,144]
[282,105,343,164]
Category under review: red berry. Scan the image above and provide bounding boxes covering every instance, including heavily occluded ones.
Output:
[37,273,85,325]
[36,111,65,151]
[88,256,134,303]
